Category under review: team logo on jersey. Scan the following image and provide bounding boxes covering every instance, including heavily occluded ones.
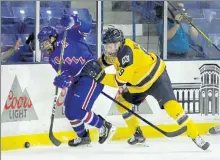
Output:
[71,57,86,65]
[53,56,86,65]
[122,55,130,65]
[53,57,63,64]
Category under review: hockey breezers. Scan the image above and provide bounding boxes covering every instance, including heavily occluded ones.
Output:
[101,91,187,137]
[49,29,68,146]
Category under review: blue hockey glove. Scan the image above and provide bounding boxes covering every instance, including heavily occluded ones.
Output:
[60,12,81,30]
[72,11,81,28]
[53,71,73,88]
[60,14,75,30]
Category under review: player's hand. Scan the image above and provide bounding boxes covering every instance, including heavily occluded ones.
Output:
[174,13,183,24]
[13,39,21,51]
[82,60,106,82]
[72,11,81,28]
[53,71,73,88]
[60,14,75,30]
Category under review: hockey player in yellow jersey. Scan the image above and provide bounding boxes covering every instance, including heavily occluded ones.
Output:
[81,27,210,150]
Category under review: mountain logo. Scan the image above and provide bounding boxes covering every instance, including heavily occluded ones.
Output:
[1,76,38,123]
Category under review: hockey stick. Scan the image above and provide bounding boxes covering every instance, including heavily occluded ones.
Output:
[101,91,187,137]
[167,1,220,53]
[49,29,68,146]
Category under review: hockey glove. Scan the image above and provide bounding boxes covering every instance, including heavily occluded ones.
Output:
[53,70,73,88]
[60,14,75,30]
[82,60,106,82]
[72,11,81,28]
[60,12,81,30]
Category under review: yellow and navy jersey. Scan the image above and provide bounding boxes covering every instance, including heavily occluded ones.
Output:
[98,38,166,93]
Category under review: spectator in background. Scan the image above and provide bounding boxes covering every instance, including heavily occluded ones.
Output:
[155,2,199,59]
[1,32,35,63]
[1,39,21,62]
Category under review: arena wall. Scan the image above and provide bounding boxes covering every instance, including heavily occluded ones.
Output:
[1,60,220,151]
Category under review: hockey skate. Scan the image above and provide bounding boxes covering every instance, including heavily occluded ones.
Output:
[209,125,220,135]
[192,135,210,150]
[68,130,91,147]
[98,116,116,144]
[128,127,148,147]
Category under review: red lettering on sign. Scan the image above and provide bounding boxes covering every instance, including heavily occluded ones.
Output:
[4,90,32,110]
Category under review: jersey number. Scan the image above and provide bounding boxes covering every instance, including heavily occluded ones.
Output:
[119,69,124,76]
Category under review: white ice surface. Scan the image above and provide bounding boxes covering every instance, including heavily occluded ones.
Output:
[2,135,220,160]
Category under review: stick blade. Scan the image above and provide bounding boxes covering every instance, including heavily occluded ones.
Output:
[164,126,187,137]
[49,132,62,146]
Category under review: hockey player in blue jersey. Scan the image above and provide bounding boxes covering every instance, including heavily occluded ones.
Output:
[37,12,116,147]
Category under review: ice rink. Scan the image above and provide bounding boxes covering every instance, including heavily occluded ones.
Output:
[2,135,220,160]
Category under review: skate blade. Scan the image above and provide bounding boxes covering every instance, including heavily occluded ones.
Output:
[208,126,220,135]
[206,131,220,136]
[209,131,220,135]
[103,126,117,144]
[76,144,92,147]
[68,143,92,147]
[130,142,149,147]
[83,144,92,147]
[135,142,149,147]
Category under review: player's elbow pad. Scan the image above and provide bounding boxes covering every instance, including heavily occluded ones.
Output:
[82,60,106,82]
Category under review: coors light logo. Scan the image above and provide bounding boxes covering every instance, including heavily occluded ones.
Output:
[1,76,38,123]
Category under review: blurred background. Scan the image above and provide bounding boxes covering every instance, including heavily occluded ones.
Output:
[1,1,220,64]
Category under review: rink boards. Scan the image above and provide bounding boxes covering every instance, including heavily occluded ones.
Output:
[1,60,220,151]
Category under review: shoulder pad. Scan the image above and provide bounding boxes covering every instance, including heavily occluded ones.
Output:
[117,45,133,67]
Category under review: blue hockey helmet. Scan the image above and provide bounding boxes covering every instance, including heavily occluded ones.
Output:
[38,26,58,43]
[38,26,58,54]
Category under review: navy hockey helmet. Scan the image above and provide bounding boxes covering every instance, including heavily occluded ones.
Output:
[38,26,58,43]
[102,28,124,44]
[37,26,58,54]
